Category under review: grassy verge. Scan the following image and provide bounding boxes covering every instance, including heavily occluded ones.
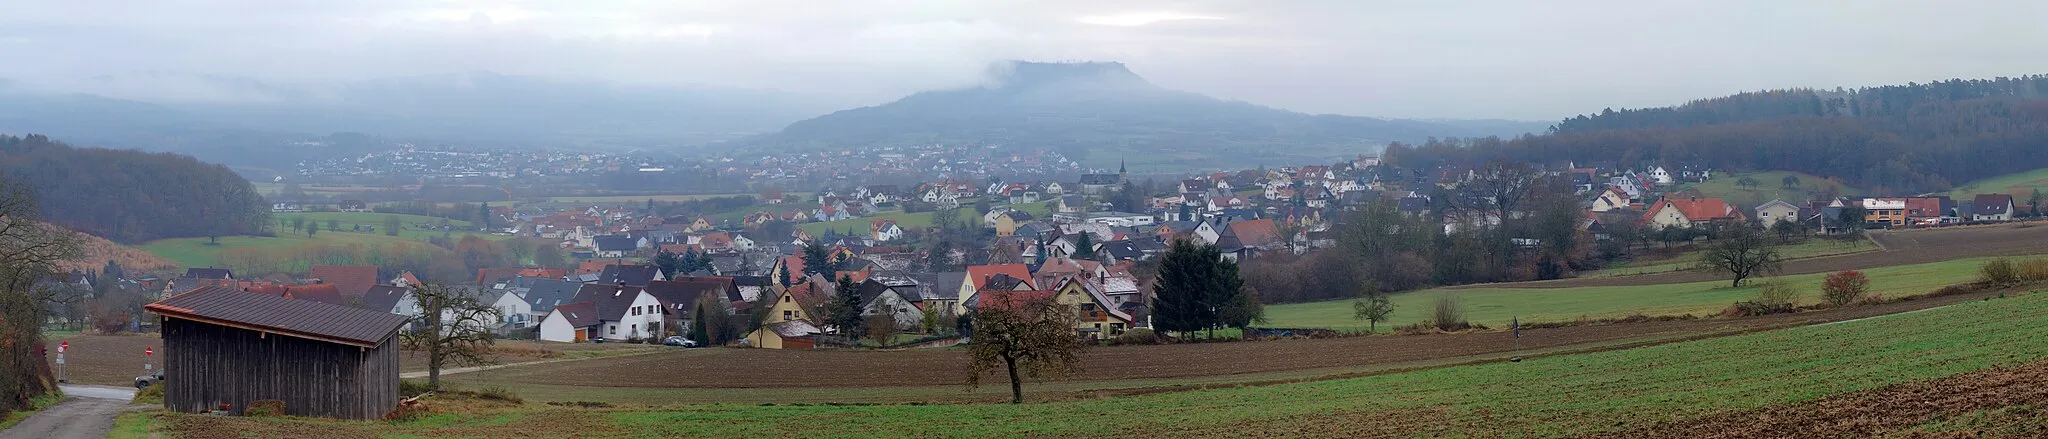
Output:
[158,288,2048,437]
[1264,255,2003,329]
[1672,170,1861,205]
[108,410,160,439]
[0,392,63,431]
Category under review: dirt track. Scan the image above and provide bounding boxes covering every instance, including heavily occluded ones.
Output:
[1590,358,2048,438]
[468,287,2011,391]
[1453,223,2048,289]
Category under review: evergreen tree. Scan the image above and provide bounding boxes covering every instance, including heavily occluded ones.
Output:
[653,250,682,278]
[689,305,709,345]
[777,263,794,287]
[480,202,493,230]
[1072,233,1095,259]
[802,243,833,278]
[1034,238,1049,266]
[1152,239,1240,338]
[827,274,865,337]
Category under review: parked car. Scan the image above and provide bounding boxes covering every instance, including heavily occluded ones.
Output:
[662,336,699,348]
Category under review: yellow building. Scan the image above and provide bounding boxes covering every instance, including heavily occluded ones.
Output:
[745,283,824,349]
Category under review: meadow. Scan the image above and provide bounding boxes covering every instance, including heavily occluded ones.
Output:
[1948,166,2048,201]
[1261,255,2003,329]
[1672,170,1859,205]
[1589,237,1878,278]
[140,286,2048,438]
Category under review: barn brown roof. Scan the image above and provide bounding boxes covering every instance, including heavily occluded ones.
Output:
[145,285,409,348]
[311,265,381,297]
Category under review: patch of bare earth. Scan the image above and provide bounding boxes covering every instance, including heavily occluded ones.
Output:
[1586,359,2048,438]
[468,287,2011,396]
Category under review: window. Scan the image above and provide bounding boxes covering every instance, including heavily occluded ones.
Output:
[784,310,795,319]
[608,326,617,335]
[632,308,640,316]
[783,295,792,303]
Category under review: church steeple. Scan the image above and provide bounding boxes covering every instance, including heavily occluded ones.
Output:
[1118,158,1127,183]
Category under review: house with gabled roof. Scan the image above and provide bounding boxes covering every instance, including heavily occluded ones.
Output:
[1050,276,1135,339]
[954,264,1035,316]
[1973,194,2016,221]
[746,282,827,349]
[1756,199,1801,228]
[310,265,380,298]
[1641,196,1746,229]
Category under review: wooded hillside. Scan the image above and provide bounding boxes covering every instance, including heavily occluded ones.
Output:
[0,134,270,243]
[1392,75,2048,195]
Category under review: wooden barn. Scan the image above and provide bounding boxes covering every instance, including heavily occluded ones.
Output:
[145,285,411,420]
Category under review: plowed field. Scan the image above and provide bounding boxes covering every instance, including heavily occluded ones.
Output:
[457,285,2010,399]
[1593,359,2048,438]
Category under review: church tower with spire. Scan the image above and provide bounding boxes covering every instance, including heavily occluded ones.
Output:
[1118,158,1127,184]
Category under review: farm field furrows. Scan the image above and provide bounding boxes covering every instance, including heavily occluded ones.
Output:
[444,285,2010,405]
[159,288,2048,438]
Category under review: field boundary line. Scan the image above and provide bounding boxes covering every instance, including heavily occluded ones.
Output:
[399,349,667,379]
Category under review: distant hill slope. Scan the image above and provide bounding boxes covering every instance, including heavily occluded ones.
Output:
[1392,74,2048,196]
[53,223,180,274]
[0,72,837,165]
[735,61,1545,168]
[0,134,269,243]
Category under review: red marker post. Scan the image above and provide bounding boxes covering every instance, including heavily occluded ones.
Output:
[145,347,155,373]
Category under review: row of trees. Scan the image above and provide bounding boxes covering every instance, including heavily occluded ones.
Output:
[0,134,270,243]
[212,236,567,283]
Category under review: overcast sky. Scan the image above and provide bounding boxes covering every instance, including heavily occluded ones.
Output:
[5,0,2048,120]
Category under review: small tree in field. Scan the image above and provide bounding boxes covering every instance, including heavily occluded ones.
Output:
[1698,226,1782,287]
[1430,296,1469,331]
[1821,270,1871,306]
[863,313,901,346]
[1351,287,1394,333]
[967,299,1083,404]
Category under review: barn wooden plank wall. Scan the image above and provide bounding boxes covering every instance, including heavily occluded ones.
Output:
[161,317,399,420]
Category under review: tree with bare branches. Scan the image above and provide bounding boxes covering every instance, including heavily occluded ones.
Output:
[0,177,80,415]
[1697,226,1783,287]
[966,298,1084,404]
[400,282,502,390]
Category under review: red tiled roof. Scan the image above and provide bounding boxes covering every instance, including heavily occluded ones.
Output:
[1228,219,1282,248]
[1644,197,1745,223]
[311,265,380,297]
[968,264,1035,290]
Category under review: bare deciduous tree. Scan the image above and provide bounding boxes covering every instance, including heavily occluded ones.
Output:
[400,282,502,390]
[966,298,1083,404]
[0,177,80,414]
[1698,226,1783,287]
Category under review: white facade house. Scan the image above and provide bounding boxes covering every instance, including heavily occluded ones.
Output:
[861,289,924,331]
[603,290,666,341]
[1647,166,1674,186]
[490,291,534,329]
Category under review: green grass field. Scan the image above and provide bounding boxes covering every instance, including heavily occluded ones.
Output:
[1950,167,2048,201]
[545,193,773,204]
[1673,170,1860,206]
[272,211,483,241]
[165,288,2048,437]
[1262,255,2001,330]
[1592,238,1878,277]
[140,233,441,269]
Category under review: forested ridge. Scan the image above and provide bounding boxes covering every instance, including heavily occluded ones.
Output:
[0,134,269,243]
[1394,75,2048,195]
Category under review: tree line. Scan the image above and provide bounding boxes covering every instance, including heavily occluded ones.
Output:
[0,134,271,243]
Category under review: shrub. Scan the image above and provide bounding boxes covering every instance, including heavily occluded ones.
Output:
[1430,296,1468,331]
[1821,270,1871,307]
[2021,259,2048,282]
[132,382,164,405]
[245,399,285,417]
[1982,258,2020,285]
[1107,328,1162,346]
[1730,280,1798,316]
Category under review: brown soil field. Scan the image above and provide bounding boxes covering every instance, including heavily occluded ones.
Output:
[462,287,2010,393]
[44,333,162,386]
[1591,358,2048,438]
[1458,223,2048,289]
